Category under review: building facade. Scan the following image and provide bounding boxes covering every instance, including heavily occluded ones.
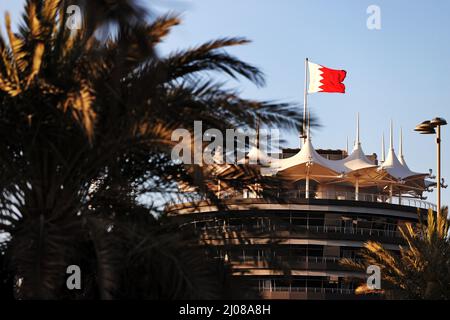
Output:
[167,119,436,299]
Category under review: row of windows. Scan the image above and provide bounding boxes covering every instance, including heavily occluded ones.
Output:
[187,215,403,236]
[256,276,359,291]
[187,209,413,221]
[208,245,364,261]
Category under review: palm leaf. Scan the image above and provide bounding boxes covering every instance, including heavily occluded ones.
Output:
[61,82,97,142]
[4,13,25,85]
[343,207,450,299]
[26,42,45,87]
[163,37,265,86]
[148,14,181,45]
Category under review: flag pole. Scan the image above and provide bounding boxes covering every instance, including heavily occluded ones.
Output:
[302,58,309,146]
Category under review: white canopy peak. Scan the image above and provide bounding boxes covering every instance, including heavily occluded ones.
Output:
[354,112,361,150]
[380,122,426,180]
[389,119,394,151]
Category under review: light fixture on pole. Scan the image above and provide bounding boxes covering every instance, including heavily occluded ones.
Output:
[414,117,447,217]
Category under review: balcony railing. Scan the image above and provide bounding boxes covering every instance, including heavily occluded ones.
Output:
[221,255,363,265]
[167,189,437,212]
[280,190,436,211]
[294,256,363,264]
[199,224,402,238]
[261,287,355,295]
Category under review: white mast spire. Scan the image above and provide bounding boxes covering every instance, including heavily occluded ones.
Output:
[346,136,349,154]
[381,133,385,163]
[389,120,394,151]
[399,127,403,158]
[355,112,360,149]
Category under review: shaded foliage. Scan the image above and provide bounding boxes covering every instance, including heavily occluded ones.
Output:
[0,0,304,299]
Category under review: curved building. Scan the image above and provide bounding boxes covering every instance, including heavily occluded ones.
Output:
[167,116,436,299]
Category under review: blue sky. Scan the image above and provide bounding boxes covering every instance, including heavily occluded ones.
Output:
[1,0,449,205]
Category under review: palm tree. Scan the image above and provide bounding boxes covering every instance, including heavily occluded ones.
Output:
[341,207,450,299]
[0,1,304,299]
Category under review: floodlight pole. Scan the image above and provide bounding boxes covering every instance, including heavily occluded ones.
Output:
[414,117,447,218]
[437,124,441,217]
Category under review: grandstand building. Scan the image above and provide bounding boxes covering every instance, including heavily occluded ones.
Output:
[167,116,436,299]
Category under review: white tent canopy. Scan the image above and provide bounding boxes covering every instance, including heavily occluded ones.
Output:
[272,114,379,176]
[335,114,377,174]
[263,116,430,200]
[378,123,427,181]
[212,115,431,201]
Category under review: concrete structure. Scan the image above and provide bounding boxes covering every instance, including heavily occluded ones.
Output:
[167,116,436,299]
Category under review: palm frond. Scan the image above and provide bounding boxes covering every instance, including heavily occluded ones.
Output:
[0,1,307,300]
[122,231,221,299]
[26,41,44,87]
[41,0,61,24]
[61,82,97,142]
[164,37,265,86]
[19,0,42,39]
[4,13,25,85]
[148,14,181,45]
[344,207,450,299]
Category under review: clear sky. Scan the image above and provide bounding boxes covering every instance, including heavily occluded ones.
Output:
[1,0,449,205]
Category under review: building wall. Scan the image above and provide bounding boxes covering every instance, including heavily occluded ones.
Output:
[168,198,427,299]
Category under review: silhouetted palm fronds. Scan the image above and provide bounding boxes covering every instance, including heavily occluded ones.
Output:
[0,0,307,299]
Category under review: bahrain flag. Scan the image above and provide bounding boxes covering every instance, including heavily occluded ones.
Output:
[308,61,347,93]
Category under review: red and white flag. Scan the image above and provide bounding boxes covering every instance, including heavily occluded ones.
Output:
[308,61,347,94]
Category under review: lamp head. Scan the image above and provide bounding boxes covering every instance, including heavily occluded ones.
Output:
[420,128,436,134]
[430,117,447,127]
[415,120,433,132]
